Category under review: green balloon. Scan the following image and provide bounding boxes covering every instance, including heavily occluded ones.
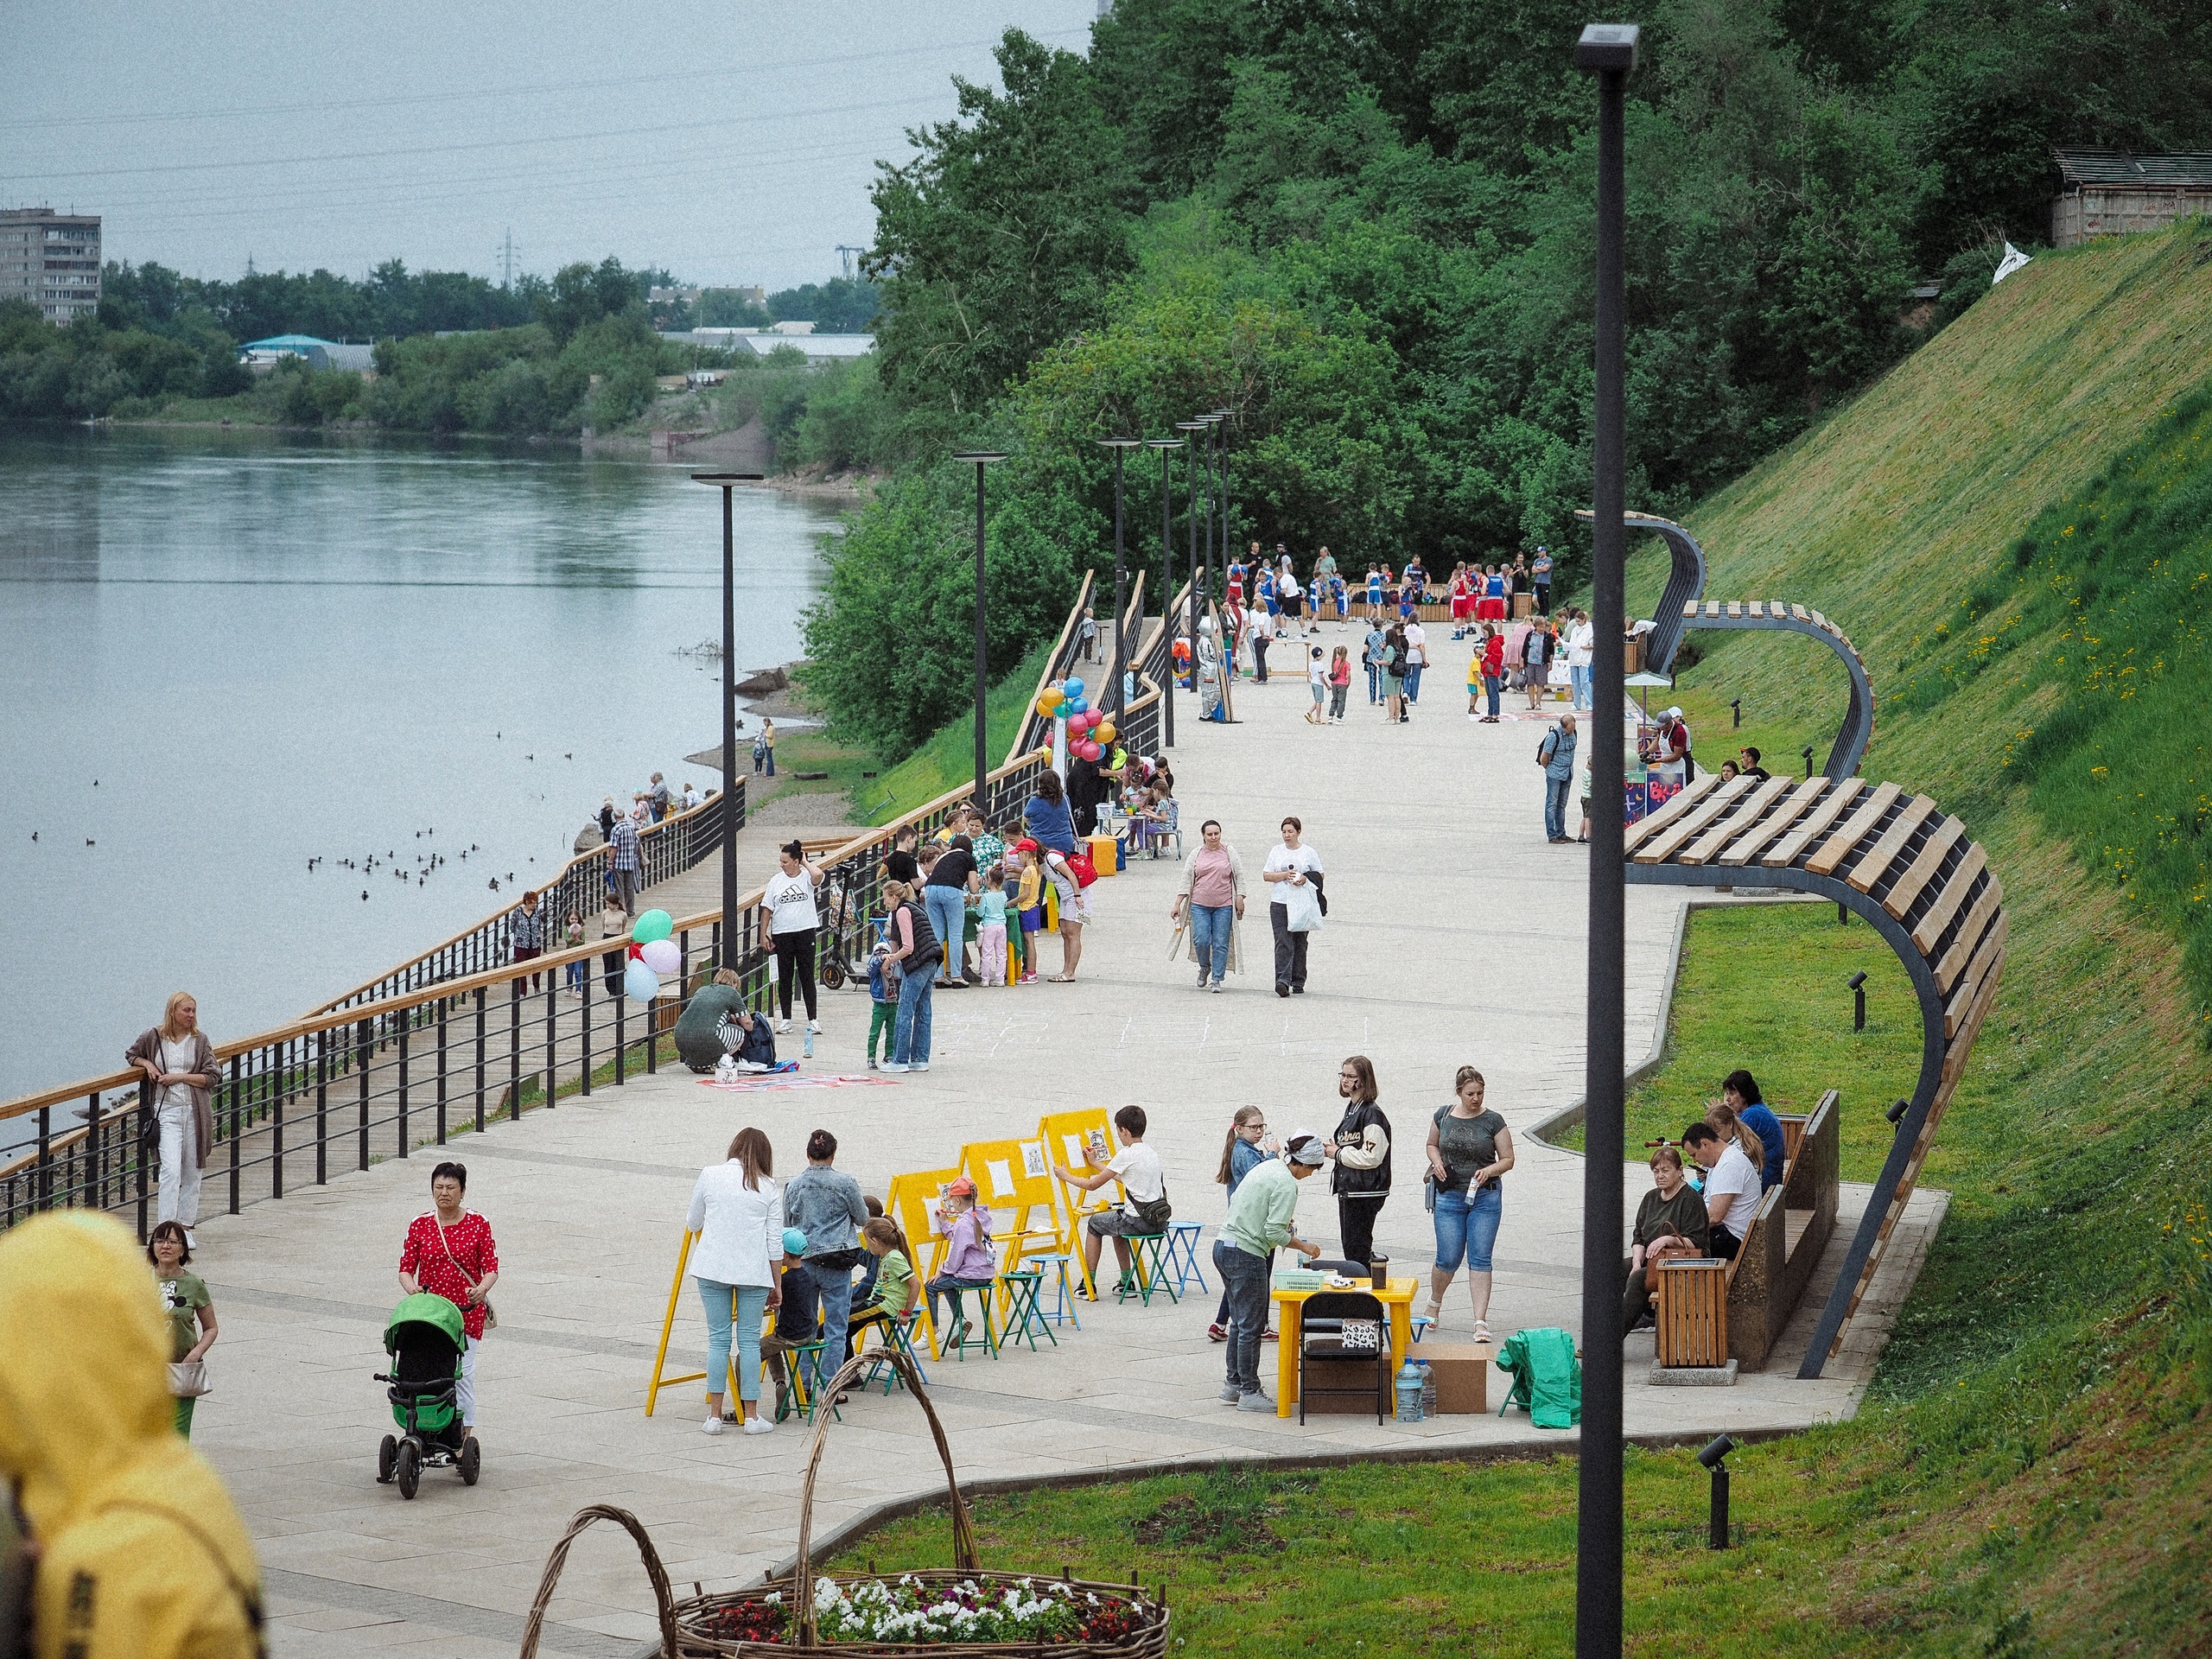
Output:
[632,909,673,944]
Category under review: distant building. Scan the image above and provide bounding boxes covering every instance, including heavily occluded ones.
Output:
[0,208,102,323]
[2051,149,2212,247]
[649,285,703,308]
[769,319,815,335]
[661,328,874,363]
[238,334,377,376]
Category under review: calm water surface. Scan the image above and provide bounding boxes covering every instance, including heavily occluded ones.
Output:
[0,426,836,1118]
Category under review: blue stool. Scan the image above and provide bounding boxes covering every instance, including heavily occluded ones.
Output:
[855,1315,931,1395]
[1026,1253,1084,1330]
[1163,1221,1210,1295]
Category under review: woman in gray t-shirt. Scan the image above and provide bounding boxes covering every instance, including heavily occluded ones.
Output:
[1423,1065,1515,1341]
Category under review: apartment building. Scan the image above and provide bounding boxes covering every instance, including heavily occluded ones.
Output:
[0,208,103,323]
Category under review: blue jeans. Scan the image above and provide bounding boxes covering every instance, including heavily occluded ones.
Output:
[765,748,776,776]
[893,969,933,1063]
[1484,674,1501,718]
[1402,664,1423,703]
[801,1260,853,1397]
[1213,1237,1269,1397]
[1366,662,1380,702]
[1433,1181,1503,1274]
[1545,775,1571,841]
[1189,904,1232,982]
[697,1278,768,1403]
[1572,663,1592,710]
[921,886,967,982]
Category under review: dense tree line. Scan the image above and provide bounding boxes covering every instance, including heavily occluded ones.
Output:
[802,0,2212,759]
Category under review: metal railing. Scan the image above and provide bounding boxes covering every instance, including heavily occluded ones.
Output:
[1007,570,1098,765]
[311,785,745,1018]
[0,749,1055,1236]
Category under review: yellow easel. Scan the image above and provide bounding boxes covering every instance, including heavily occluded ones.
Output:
[957,1136,1068,1303]
[885,1166,962,1356]
[1038,1107,1122,1296]
[644,1230,754,1422]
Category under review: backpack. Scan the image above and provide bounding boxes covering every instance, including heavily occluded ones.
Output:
[1537,730,1559,766]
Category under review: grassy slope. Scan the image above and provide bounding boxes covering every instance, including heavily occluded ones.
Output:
[849,639,1054,825]
[831,228,2212,1653]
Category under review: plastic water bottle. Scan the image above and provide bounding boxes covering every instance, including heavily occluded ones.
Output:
[802,1027,814,1059]
[1395,1360,1424,1423]
[1416,1357,1436,1417]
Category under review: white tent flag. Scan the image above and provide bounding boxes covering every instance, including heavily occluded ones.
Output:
[1992,243,2032,286]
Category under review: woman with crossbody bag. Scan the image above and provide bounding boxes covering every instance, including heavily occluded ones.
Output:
[397,1160,500,1440]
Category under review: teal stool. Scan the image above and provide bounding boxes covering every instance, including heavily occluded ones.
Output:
[936,1285,1000,1360]
[775,1339,842,1424]
[1027,1253,1084,1330]
[997,1266,1056,1351]
[1115,1234,1177,1306]
[1164,1221,1210,1294]
[855,1316,931,1395]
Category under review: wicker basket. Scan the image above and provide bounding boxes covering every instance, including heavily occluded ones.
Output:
[518,1345,1168,1658]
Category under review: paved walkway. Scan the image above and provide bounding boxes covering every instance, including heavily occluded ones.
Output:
[185,632,1942,1657]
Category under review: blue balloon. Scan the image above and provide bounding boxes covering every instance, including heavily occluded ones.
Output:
[1062,677,1085,698]
[1066,696,1088,715]
[623,960,661,1002]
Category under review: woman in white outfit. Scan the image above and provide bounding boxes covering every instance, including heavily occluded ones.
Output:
[125,993,217,1246]
[685,1126,785,1435]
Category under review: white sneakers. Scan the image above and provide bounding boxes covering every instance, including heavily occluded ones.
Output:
[700,1415,724,1436]
[805,1019,821,1033]
[741,1415,775,1435]
[776,1019,792,1033]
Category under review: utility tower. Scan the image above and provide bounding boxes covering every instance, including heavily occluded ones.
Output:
[500,229,516,289]
[835,245,864,281]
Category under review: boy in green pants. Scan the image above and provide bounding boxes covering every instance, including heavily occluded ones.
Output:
[866,939,897,1069]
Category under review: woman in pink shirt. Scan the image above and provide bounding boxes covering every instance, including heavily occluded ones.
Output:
[1173,819,1248,992]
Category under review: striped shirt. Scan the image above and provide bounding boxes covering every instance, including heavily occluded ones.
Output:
[610,817,641,871]
[509,904,545,950]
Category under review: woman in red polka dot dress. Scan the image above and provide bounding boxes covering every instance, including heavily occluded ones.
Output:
[397,1160,499,1439]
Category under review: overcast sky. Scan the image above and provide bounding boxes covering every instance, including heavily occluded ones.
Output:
[3,0,1097,291]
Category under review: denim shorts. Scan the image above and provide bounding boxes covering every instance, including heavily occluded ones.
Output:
[1433,1181,1503,1273]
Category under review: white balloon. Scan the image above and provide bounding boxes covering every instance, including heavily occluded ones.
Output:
[639,938,682,976]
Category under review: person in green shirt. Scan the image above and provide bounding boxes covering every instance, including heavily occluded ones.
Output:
[847,1217,920,1361]
[148,1220,217,1438]
[1214,1133,1326,1410]
[1622,1146,1712,1335]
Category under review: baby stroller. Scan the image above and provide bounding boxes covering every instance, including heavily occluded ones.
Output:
[373,1293,480,1498]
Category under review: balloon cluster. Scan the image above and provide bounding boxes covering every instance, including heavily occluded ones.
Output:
[1034,677,1118,763]
[624,909,677,1001]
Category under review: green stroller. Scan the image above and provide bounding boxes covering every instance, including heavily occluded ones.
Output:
[373,1293,480,1498]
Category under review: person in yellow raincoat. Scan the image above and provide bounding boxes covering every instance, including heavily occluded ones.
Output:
[0,1211,263,1659]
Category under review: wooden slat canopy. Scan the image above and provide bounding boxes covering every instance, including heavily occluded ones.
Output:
[1623,776,2005,1378]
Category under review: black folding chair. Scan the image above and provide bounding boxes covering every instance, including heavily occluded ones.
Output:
[1296,1290,1390,1425]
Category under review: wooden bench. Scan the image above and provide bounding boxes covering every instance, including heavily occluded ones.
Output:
[1654,1090,1840,1370]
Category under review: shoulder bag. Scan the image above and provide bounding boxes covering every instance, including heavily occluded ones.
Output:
[435,1215,498,1330]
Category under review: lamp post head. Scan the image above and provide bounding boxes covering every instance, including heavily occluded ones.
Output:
[690,473,766,486]
[1174,421,1209,434]
[1096,438,1145,449]
[1143,438,1184,450]
[951,451,1009,465]
[1574,22,1641,73]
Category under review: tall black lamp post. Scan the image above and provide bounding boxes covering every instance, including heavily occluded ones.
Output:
[1213,408,1233,588]
[691,471,766,966]
[1175,422,1209,677]
[1144,437,1185,744]
[1572,22,1639,1659]
[1201,414,1224,609]
[952,451,1009,813]
[1097,438,1144,716]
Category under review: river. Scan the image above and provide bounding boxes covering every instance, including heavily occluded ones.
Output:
[0,424,838,1121]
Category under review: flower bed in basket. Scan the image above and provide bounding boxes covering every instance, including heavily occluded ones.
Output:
[520,1348,1169,1659]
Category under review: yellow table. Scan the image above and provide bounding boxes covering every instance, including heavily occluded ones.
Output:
[1270,1275,1418,1417]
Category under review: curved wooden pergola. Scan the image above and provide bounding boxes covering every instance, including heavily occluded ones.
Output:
[1623,771,2005,1377]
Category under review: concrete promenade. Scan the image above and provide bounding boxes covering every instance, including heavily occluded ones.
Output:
[188,628,1942,1657]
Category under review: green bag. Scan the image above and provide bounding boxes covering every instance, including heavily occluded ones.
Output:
[1496,1326,1582,1428]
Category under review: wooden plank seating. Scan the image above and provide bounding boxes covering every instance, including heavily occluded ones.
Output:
[1653,1090,1840,1371]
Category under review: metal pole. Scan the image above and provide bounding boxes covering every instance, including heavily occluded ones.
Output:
[1574,23,1639,1659]
[693,473,763,967]
[1178,423,1206,685]
[1214,410,1231,603]
[953,453,1007,799]
[1112,446,1128,715]
[1147,439,1183,746]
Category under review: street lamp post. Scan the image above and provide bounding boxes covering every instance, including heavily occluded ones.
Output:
[1097,438,1144,717]
[1175,422,1209,685]
[952,451,1009,814]
[1213,409,1233,597]
[1144,438,1185,745]
[1573,22,1639,1659]
[1202,414,1224,612]
[691,471,766,967]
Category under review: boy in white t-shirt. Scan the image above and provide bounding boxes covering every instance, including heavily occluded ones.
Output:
[1052,1105,1167,1297]
[1305,645,1328,724]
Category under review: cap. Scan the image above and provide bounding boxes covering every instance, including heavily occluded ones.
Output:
[945,1175,977,1198]
[1285,1134,1327,1166]
[781,1227,808,1255]
[1665,706,1682,720]
[1013,837,1039,854]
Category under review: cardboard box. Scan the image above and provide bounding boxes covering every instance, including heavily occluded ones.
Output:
[1420,1340,1493,1414]
[1295,1354,1393,1416]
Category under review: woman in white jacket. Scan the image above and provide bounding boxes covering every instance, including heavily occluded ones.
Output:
[686,1126,784,1435]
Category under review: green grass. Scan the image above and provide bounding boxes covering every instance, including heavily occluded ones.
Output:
[822,226,2212,1652]
[851,639,1055,824]
[1552,903,1921,1180]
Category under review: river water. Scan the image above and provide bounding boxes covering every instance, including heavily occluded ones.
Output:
[0,425,837,1120]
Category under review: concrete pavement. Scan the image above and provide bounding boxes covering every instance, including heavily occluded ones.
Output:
[182,629,1942,1656]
